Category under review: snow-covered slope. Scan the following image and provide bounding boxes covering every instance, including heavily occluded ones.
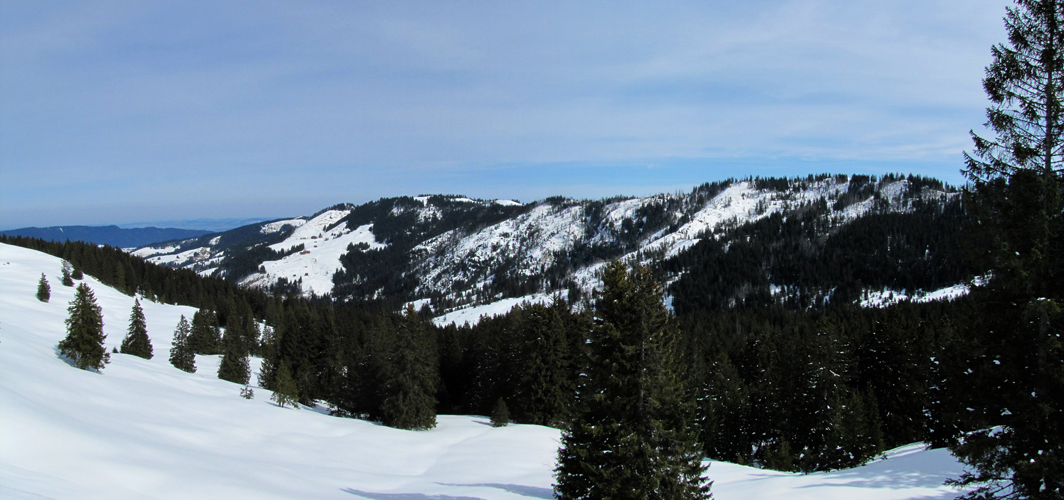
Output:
[0,243,975,499]
[240,210,386,296]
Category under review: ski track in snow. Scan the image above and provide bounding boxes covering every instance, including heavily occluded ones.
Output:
[0,243,975,499]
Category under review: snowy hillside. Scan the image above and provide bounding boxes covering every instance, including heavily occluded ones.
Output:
[1,242,977,499]
[128,175,971,323]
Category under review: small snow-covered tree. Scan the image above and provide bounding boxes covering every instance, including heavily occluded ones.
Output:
[36,273,51,302]
[61,261,73,287]
[169,315,196,373]
[119,298,153,359]
[57,283,109,371]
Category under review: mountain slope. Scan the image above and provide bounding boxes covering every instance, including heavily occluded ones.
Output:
[0,242,978,500]
[131,175,979,318]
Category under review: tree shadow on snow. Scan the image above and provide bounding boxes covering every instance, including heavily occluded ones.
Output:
[439,483,553,499]
[341,489,484,500]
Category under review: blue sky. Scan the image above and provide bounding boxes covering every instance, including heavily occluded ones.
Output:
[1,0,1009,229]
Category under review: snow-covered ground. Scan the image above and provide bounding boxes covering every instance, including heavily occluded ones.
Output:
[241,210,387,296]
[432,292,566,327]
[860,283,971,308]
[0,243,974,499]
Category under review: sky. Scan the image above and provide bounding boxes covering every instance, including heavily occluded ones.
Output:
[1,0,1010,229]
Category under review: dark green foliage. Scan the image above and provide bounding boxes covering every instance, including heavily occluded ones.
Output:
[57,283,109,371]
[490,398,509,427]
[169,315,196,373]
[61,262,73,287]
[555,261,710,499]
[380,306,438,430]
[513,301,573,427]
[271,361,299,408]
[217,324,250,385]
[949,1,1064,497]
[189,310,222,355]
[71,268,83,280]
[36,273,50,302]
[240,385,254,400]
[119,298,153,359]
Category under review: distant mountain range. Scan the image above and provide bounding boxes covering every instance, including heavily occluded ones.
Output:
[1,226,212,249]
[130,174,981,318]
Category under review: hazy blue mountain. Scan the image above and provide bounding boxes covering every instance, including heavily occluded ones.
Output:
[1,225,212,248]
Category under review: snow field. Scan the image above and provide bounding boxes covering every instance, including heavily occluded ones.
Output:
[0,243,974,499]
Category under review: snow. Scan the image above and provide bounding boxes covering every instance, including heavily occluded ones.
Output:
[860,283,971,308]
[433,292,565,327]
[0,243,976,499]
[260,218,307,235]
[241,210,385,297]
[130,245,179,258]
[494,199,522,206]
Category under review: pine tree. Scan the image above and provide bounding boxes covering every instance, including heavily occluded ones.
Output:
[380,305,438,430]
[36,273,50,302]
[169,315,196,373]
[952,1,1064,497]
[189,309,221,355]
[71,267,83,280]
[61,261,73,287]
[555,261,710,499]
[271,361,300,408]
[517,301,573,427]
[217,324,250,385]
[119,298,153,359]
[490,398,510,427]
[57,283,109,371]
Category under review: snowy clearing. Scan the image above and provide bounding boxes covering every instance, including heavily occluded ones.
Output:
[0,243,974,499]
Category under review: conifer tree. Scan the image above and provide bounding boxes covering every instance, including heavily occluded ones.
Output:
[169,315,196,373]
[57,283,109,371]
[71,267,83,280]
[516,301,573,427]
[380,305,438,430]
[217,325,250,385]
[119,298,153,359]
[952,1,1064,497]
[36,273,50,302]
[555,261,710,499]
[61,261,73,287]
[189,310,221,355]
[490,398,510,427]
[271,361,300,409]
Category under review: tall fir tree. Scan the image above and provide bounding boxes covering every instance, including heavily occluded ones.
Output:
[516,301,573,427]
[217,323,250,385]
[119,298,153,359]
[36,273,50,302]
[57,283,109,371]
[952,0,1064,497]
[555,261,710,499]
[169,315,196,373]
[189,309,221,355]
[380,305,438,430]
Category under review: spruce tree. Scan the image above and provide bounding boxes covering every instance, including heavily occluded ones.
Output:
[952,1,1064,497]
[271,361,300,408]
[57,283,109,371]
[555,261,710,499]
[119,298,153,359]
[490,398,510,427]
[71,267,83,280]
[36,273,50,302]
[380,305,438,430]
[61,262,73,287]
[169,315,196,373]
[218,324,250,385]
[189,310,221,355]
